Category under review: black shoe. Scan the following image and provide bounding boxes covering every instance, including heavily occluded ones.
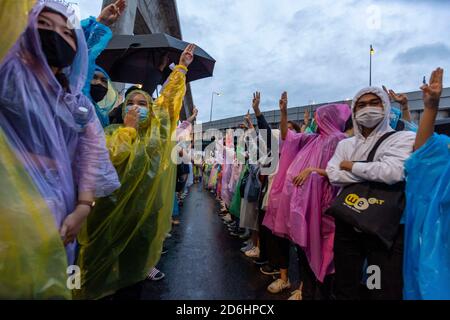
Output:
[254,259,268,266]
[260,265,280,276]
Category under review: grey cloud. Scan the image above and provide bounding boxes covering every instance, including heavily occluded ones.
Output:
[394,43,450,64]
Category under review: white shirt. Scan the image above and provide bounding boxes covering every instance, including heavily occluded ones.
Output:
[326,130,416,187]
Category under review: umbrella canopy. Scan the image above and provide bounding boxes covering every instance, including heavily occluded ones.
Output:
[96,33,216,85]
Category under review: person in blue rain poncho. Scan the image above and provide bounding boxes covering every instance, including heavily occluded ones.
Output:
[403,67,450,300]
[81,0,125,127]
[382,85,418,132]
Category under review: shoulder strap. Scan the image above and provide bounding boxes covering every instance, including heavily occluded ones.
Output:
[366,131,397,162]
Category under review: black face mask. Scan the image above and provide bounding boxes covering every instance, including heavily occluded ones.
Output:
[38,28,76,69]
[90,83,108,103]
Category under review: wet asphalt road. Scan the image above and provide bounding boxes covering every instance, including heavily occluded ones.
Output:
[136,183,300,300]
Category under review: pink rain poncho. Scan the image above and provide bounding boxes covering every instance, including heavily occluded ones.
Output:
[0,1,120,264]
[220,131,235,206]
[264,104,350,282]
[263,131,315,230]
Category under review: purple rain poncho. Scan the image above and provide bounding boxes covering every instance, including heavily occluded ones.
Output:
[264,104,350,282]
[0,1,120,264]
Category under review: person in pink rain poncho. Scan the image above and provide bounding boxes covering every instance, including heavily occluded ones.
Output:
[263,92,350,299]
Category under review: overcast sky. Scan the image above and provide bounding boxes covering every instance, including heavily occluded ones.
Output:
[77,0,450,123]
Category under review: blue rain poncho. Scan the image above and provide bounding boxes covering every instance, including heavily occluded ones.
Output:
[404,133,450,299]
[81,17,115,127]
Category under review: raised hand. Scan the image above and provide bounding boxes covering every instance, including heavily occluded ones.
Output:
[187,106,198,123]
[244,110,254,129]
[421,67,444,109]
[179,43,196,68]
[382,85,408,108]
[303,108,310,124]
[97,0,126,26]
[279,91,288,113]
[252,91,261,115]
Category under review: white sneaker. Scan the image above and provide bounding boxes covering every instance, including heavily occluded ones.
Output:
[146,267,165,281]
[222,213,232,222]
[245,246,260,258]
[267,278,291,294]
[288,289,302,300]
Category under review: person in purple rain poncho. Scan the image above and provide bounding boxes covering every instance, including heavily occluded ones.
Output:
[0,0,120,264]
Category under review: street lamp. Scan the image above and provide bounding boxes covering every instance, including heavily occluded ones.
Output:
[369,44,375,86]
[210,91,222,122]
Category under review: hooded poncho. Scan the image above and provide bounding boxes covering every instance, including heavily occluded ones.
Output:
[0,0,120,298]
[403,133,450,299]
[75,65,188,300]
[263,104,351,281]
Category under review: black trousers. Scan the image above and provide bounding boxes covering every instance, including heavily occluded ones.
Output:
[296,246,334,300]
[333,219,404,300]
[267,234,290,270]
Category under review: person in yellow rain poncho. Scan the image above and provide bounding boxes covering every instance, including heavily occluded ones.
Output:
[0,0,35,63]
[75,44,197,300]
[0,129,70,299]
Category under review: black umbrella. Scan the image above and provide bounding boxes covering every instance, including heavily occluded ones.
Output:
[96,33,216,85]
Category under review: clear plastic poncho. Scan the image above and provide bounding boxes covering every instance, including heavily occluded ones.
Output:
[0,2,120,266]
[0,128,70,299]
[404,133,450,299]
[76,66,187,300]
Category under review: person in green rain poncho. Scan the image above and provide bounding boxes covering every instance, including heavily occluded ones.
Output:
[75,44,196,300]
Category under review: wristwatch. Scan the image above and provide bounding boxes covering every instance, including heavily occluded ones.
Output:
[77,200,96,209]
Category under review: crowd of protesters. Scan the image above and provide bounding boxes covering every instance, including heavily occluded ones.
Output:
[202,67,448,300]
[0,0,448,301]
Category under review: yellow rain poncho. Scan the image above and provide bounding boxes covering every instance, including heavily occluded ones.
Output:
[0,129,70,299]
[75,65,187,300]
[0,0,35,63]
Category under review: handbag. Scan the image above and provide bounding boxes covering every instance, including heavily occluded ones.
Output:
[245,165,262,202]
[326,131,405,248]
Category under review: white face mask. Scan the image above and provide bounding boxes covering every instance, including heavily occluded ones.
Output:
[355,106,384,128]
